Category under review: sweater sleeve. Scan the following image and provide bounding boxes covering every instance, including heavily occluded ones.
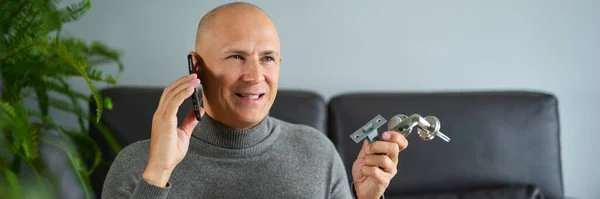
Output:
[101,142,171,199]
[129,177,171,199]
[350,182,385,199]
[330,149,354,199]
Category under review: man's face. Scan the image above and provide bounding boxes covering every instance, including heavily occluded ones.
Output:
[195,10,281,129]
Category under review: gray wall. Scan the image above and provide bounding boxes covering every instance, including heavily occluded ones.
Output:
[56,0,598,198]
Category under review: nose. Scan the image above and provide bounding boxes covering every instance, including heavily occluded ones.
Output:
[242,59,265,83]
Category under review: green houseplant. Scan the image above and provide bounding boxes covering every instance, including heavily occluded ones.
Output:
[1,0,123,198]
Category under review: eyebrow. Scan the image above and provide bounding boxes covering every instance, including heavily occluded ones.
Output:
[223,49,279,56]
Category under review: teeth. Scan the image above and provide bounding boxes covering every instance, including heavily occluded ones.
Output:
[240,94,259,99]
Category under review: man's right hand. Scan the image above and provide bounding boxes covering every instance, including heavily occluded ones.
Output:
[142,73,204,187]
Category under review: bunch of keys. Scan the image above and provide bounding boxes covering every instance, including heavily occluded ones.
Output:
[349,114,451,144]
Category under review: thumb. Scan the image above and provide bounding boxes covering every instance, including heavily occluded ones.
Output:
[180,109,202,133]
[357,139,370,159]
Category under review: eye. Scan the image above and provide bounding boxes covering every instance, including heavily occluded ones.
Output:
[232,55,243,60]
[263,56,274,61]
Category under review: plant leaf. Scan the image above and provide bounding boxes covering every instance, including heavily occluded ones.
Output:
[53,39,104,123]
[33,82,49,116]
[65,132,102,175]
[2,167,23,199]
[0,100,31,154]
[58,0,90,24]
[88,118,122,153]
[104,96,113,110]
[48,77,88,131]
[40,132,94,199]
[21,123,40,159]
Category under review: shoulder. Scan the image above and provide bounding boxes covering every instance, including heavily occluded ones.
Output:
[110,139,151,171]
[269,117,337,153]
[116,139,151,158]
[102,139,151,195]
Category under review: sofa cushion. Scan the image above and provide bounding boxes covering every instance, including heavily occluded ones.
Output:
[391,184,544,199]
[327,91,562,199]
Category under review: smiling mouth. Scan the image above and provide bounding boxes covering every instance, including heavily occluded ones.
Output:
[235,93,265,99]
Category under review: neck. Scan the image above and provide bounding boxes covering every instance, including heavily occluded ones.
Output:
[202,105,256,130]
[191,114,270,149]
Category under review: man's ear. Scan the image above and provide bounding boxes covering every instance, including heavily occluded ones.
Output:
[188,51,203,75]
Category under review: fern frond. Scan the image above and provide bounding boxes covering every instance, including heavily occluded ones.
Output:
[22,157,50,198]
[0,101,15,133]
[59,38,123,84]
[45,78,88,101]
[1,168,23,199]
[87,40,124,72]
[21,123,40,159]
[0,101,17,118]
[53,39,104,123]
[6,0,29,27]
[26,109,60,132]
[0,100,32,154]
[46,96,87,123]
[58,0,90,24]
[66,131,102,175]
[40,132,94,199]
[88,117,122,153]
[47,77,88,130]
[33,82,49,116]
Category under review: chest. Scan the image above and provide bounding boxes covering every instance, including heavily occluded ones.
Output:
[167,154,333,198]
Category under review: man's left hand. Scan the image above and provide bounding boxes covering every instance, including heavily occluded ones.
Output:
[352,131,408,199]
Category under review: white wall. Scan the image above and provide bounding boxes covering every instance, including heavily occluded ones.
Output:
[57,0,598,198]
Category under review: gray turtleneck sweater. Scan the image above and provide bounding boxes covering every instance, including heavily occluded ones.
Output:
[101,115,353,198]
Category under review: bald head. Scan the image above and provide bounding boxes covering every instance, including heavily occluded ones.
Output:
[195,2,275,49]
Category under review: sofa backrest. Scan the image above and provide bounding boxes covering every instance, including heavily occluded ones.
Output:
[89,87,563,199]
[269,90,327,132]
[328,91,563,198]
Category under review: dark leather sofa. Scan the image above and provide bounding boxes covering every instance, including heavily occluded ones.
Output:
[89,87,563,199]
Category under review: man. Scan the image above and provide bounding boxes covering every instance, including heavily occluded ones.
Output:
[102,2,408,198]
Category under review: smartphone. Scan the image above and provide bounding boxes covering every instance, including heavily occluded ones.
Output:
[187,54,202,121]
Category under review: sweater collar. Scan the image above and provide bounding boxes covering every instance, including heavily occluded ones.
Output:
[191,114,270,149]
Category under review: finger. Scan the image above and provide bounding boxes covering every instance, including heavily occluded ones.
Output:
[381,131,408,151]
[165,85,198,117]
[165,76,200,107]
[369,131,408,163]
[159,74,197,105]
[180,110,200,135]
[363,154,396,174]
[357,139,369,159]
[161,76,201,117]
[361,166,392,186]
[366,141,400,163]
[158,74,197,109]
